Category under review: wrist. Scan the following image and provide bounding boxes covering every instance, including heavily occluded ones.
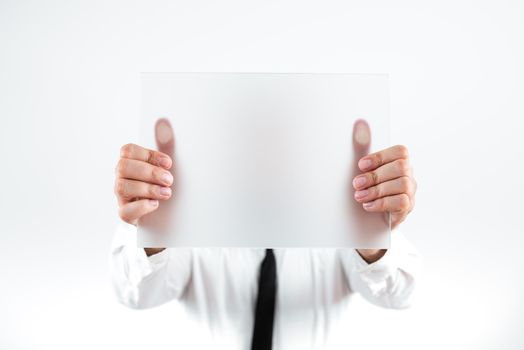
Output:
[356,248,387,264]
[144,247,166,257]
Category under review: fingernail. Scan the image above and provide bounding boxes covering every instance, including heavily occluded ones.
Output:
[149,199,159,207]
[161,172,173,185]
[358,158,373,171]
[363,201,375,209]
[156,120,173,144]
[353,176,367,188]
[354,120,371,146]
[354,189,369,199]
[159,157,171,168]
[159,187,172,197]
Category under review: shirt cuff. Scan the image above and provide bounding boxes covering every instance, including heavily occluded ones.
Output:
[347,229,408,295]
[112,221,170,285]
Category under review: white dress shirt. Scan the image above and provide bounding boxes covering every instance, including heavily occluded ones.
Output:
[110,221,421,349]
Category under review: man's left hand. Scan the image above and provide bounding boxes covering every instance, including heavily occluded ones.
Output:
[353,144,417,263]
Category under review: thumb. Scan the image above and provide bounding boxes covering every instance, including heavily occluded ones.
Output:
[155,118,175,159]
[352,119,371,161]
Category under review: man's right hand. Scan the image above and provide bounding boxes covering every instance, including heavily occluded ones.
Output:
[114,119,174,226]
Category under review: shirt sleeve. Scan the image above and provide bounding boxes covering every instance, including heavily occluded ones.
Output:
[109,221,192,309]
[339,228,422,309]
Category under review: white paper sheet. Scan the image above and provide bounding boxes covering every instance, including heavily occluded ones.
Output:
[138,73,390,248]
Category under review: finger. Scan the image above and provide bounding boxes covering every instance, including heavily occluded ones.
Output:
[155,118,175,159]
[354,176,415,203]
[116,158,174,186]
[362,193,411,213]
[352,158,411,190]
[119,199,159,225]
[114,178,172,202]
[352,119,371,161]
[120,143,172,169]
[357,144,409,172]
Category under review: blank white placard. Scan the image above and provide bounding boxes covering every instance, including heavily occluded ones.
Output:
[138,73,390,248]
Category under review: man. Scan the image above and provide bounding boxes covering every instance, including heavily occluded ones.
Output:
[110,119,421,349]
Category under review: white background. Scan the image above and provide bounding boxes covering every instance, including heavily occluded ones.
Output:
[1,0,523,349]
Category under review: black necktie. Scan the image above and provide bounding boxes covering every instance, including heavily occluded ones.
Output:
[251,248,277,350]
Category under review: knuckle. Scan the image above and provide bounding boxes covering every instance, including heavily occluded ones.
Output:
[373,152,384,167]
[396,159,410,174]
[146,150,155,164]
[370,171,379,185]
[147,184,157,198]
[398,193,411,211]
[406,166,413,178]
[120,143,135,158]
[115,158,128,178]
[115,179,127,197]
[400,176,411,193]
[152,167,162,181]
[372,184,381,199]
[396,144,409,159]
